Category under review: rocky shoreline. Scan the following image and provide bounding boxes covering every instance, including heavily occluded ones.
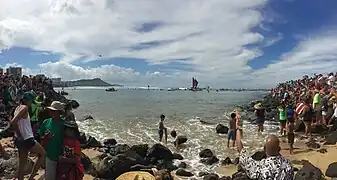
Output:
[1,91,337,179]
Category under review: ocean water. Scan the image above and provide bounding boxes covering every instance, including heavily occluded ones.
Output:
[57,87,279,174]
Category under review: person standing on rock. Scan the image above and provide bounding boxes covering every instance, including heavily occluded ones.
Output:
[158,114,167,144]
[11,92,46,180]
[236,130,294,179]
[254,103,265,133]
[39,101,65,180]
[286,104,295,154]
[299,97,314,137]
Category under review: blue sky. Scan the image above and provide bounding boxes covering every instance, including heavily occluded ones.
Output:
[1,0,337,88]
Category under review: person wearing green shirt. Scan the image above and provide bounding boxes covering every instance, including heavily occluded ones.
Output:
[313,88,322,124]
[278,104,287,136]
[39,101,65,180]
[29,98,42,141]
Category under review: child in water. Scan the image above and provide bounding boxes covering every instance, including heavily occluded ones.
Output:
[227,113,237,148]
[158,114,167,143]
[58,121,84,180]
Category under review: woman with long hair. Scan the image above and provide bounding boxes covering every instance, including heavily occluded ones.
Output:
[11,92,46,180]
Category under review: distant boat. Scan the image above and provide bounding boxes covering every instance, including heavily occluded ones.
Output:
[189,77,203,91]
[105,87,117,92]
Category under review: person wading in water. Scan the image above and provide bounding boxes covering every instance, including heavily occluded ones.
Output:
[11,92,46,180]
[254,103,265,133]
[158,114,167,144]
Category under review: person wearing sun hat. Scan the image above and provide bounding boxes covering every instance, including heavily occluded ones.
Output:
[254,103,265,133]
[116,171,156,180]
[39,101,65,180]
[57,120,84,180]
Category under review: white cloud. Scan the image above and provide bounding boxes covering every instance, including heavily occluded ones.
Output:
[253,30,337,87]
[1,0,337,88]
[0,0,270,86]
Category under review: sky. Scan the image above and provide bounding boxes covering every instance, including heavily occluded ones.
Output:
[1,0,337,88]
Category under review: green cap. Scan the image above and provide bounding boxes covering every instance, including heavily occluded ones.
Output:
[22,92,35,101]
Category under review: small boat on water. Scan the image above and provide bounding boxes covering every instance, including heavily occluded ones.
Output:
[189,77,203,91]
[105,87,117,92]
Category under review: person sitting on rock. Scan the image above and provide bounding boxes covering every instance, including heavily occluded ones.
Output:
[158,114,167,143]
[236,130,294,179]
[57,120,84,180]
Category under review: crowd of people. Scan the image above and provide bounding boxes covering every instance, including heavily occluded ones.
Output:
[0,74,82,180]
[233,72,337,179]
[1,72,337,179]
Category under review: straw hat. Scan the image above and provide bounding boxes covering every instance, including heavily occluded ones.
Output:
[47,101,65,111]
[116,171,156,180]
[254,103,263,109]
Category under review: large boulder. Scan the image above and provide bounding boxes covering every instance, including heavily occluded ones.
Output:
[156,160,177,171]
[325,162,337,178]
[80,152,93,172]
[109,144,130,156]
[200,155,219,165]
[0,156,34,178]
[103,138,117,147]
[176,169,194,177]
[70,100,80,109]
[130,144,149,158]
[199,149,214,158]
[170,130,177,138]
[174,135,188,146]
[324,130,337,145]
[216,124,229,134]
[232,172,250,180]
[294,161,323,180]
[172,153,184,160]
[94,154,141,179]
[203,173,219,180]
[178,162,187,169]
[221,157,232,165]
[305,140,321,149]
[311,124,329,134]
[0,125,14,138]
[147,143,173,161]
[83,115,94,120]
[295,119,305,132]
[86,136,102,148]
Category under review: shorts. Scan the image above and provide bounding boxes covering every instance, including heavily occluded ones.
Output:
[256,118,265,125]
[158,129,164,140]
[287,133,295,144]
[322,111,327,116]
[315,109,322,119]
[280,120,287,126]
[287,118,295,123]
[14,137,36,151]
[227,130,236,141]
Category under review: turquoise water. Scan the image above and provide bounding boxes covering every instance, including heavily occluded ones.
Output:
[58,87,277,173]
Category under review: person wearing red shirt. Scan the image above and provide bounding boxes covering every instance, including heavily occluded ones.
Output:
[57,121,84,180]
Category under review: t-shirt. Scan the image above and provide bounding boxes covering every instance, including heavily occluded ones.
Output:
[279,108,287,121]
[60,138,84,180]
[287,108,294,119]
[39,118,64,161]
[313,93,321,109]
